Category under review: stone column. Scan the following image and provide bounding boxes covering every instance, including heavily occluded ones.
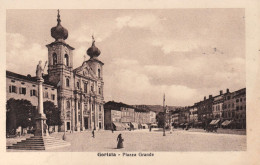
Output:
[81,99,85,131]
[34,78,47,136]
[71,98,75,132]
[75,99,80,131]
[97,103,99,130]
[102,104,104,129]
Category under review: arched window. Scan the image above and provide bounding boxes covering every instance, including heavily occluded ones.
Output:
[67,101,70,109]
[53,53,57,65]
[64,54,69,66]
[66,78,70,87]
[84,83,88,93]
[77,82,80,89]
[98,69,101,78]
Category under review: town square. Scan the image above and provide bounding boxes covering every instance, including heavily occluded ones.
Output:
[5,9,247,152]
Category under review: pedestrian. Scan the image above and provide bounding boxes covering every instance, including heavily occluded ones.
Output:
[117,133,124,149]
[92,129,95,138]
[112,127,114,133]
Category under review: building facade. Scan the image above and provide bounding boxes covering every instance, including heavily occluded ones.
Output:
[6,71,58,106]
[212,90,224,120]
[6,11,105,132]
[104,101,156,130]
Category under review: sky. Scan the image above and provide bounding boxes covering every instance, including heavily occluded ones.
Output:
[6,9,245,106]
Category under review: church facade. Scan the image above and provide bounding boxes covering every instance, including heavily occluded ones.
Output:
[6,11,105,132]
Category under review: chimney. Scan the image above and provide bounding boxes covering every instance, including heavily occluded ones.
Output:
[209,95,212,98]
[220,90,223,95]
[226,88,229,93]
[204,96,206,100]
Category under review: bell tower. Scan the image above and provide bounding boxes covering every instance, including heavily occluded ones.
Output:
[86,36,104,80]
[46,10,74,85]
[46,10,75,132]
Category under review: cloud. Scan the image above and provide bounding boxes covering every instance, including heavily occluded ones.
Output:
[7,33,47,76]
[150,38,202,54]
[70,23,115,43]
[116,14,160,30]
[104,66,197,106]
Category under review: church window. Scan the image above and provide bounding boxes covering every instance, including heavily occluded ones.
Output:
[91,85,94,92]
[67,101,70,109]
[98,69,101,78]
[77,82,80,89]
[84,83,87,93]
[53,53,57,65]
[66,78,70,87]
[99,87,101,94]
[64,54,69,66]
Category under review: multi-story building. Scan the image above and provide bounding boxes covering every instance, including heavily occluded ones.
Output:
[6,71,58,106]
[172,110,180,125]
[104,101,156,130]
[223,89,236,122]
[197,95,214,127]
[233,88,246,128]
[212,90,224,120]
[121,107,135,127]
[189,104,198,126]
[6,11,105,132]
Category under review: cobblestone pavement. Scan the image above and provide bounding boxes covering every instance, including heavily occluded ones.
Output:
[7,129,246,152]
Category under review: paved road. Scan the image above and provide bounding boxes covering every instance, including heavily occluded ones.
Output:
[43,129,246,152]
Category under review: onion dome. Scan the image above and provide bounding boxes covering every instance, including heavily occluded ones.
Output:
[87,35,101,58]
[51,10,68,41]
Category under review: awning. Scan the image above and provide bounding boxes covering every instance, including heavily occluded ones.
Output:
[151,124,158,127]
[130,122,139,129]
[222,120,232,126]
[214,119,220,125]
[113,122,125,130]
[122,123,130,128]
[209,120,216,125]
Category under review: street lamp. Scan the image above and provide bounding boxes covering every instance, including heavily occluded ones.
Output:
[163,94,166,136]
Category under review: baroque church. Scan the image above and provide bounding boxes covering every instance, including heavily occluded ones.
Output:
[6,11,105,132]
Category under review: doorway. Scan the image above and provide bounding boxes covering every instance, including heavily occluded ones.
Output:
[66,122,70,131]
[84,117,88,129]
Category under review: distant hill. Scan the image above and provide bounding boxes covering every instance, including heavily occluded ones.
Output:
[133,105,182,114]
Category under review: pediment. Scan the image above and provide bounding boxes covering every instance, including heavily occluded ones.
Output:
[74,62,97,79]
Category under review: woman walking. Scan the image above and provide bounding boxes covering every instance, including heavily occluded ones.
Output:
[117,134,124,149]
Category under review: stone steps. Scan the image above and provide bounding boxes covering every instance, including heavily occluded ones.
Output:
[7,135,71,151]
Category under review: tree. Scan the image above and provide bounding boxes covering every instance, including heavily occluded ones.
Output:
[43,101,62,128]
[156,112,165,128]
[6,98,37,135]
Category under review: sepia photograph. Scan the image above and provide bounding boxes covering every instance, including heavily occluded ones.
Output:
[5,9,247,152]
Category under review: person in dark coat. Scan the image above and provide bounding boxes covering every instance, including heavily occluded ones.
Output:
[117,133,124,149]
[92,129,95,138]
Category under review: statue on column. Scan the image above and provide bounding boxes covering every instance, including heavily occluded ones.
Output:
[36,60,47,79]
